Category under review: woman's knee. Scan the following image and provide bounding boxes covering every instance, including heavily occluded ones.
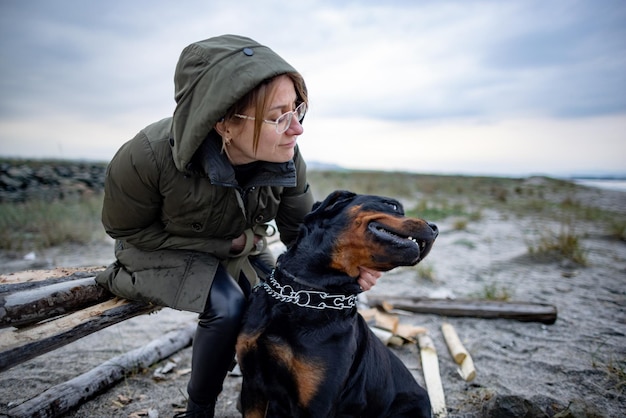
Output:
[198,265,246,327]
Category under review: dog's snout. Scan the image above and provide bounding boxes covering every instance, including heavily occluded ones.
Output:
[428,222,438,238]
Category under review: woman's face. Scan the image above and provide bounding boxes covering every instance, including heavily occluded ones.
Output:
[217,75,304,165]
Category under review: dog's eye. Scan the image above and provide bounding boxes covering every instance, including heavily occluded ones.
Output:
[385,202,399,211]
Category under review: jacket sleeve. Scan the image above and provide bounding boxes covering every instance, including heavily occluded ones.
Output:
[275,145,314,247]
[101,133,232,257]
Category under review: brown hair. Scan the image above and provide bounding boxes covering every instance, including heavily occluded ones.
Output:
[223,72,308,154]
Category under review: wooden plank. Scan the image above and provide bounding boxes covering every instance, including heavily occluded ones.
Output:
[0,267,105,292]
[7,321,196,418]
[417,333,447,418]
[0,299,160,372]
[0,277,112,328]
[367,295,557,324]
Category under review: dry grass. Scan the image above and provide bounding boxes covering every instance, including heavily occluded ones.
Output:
[609,218,626,241]
[415,263,437,283]
[1,167,622,258]
[475,282,512,301]
[0,192,106,251]
[527,226,588,265]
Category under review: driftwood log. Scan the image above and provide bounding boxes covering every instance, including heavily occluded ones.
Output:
[368,295,557,324]
[0,270,160,373]
[0,267,110,329]
[0,268,192,418]
[0,277,112,328]
[7,322,196,418]
[0,298,159,373]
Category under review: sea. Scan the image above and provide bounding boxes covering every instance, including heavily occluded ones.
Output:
[572,179,626,192]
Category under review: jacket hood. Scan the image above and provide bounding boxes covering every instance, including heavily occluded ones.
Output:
[171,34,299,172]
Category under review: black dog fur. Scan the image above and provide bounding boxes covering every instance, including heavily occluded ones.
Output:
[236,190,438,417]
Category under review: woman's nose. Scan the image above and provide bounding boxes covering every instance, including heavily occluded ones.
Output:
[287,118,304,135]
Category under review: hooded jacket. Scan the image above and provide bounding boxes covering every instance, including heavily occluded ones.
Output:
[96,35,314,312]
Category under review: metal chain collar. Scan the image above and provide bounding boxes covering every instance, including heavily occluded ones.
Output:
[260,269,358,311]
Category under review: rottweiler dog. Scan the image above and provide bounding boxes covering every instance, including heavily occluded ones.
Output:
[236,190,438,417]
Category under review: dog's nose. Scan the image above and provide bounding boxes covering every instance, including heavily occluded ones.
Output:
[428,222,439,238]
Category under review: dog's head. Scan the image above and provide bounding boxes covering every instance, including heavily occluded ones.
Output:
[287,190,438,279]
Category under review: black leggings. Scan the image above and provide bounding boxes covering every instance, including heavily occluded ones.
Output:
[186,264,248,405]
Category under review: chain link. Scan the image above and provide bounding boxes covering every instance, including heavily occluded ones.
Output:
[261,270,357,311]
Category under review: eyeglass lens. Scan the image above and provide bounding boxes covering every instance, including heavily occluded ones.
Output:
[276,103,306,133]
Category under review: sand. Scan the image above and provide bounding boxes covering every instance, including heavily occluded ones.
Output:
[1,182,625,417]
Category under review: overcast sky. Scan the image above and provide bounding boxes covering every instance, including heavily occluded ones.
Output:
[1,0,625,177]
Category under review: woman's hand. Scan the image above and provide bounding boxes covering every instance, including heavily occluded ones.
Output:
[230,232,262,254]
[357,266,382,291]
[230,233,246,254]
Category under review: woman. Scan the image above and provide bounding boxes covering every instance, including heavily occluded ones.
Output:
[96,34,380,417]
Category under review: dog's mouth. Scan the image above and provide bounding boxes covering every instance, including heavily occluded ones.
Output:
[368,221,437,263]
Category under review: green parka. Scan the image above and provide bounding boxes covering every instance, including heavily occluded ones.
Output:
[95,35,314,313]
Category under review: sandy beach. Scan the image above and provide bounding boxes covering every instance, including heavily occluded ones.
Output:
[1,179,625,417]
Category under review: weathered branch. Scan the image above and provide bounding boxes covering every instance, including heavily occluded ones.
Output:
[368,295,557,324]
[0,299,160,372]
[0,277,112,329]
[7,321,196,418]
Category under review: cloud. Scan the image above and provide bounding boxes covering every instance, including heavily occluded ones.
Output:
[0,0,624,175]
[477,1,626,118]
[2,0,624,120]
[301,0,626,120]
[299,114,626,176]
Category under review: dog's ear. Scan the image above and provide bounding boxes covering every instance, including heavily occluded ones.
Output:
[307,190,356,220]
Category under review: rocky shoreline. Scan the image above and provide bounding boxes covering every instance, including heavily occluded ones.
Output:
[0,159,107,203]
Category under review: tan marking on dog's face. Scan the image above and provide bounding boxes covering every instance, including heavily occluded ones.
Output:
[330,206,431,276]
[268,341,325,407]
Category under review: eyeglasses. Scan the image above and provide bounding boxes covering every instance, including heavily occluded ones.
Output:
[234,102,307,134]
